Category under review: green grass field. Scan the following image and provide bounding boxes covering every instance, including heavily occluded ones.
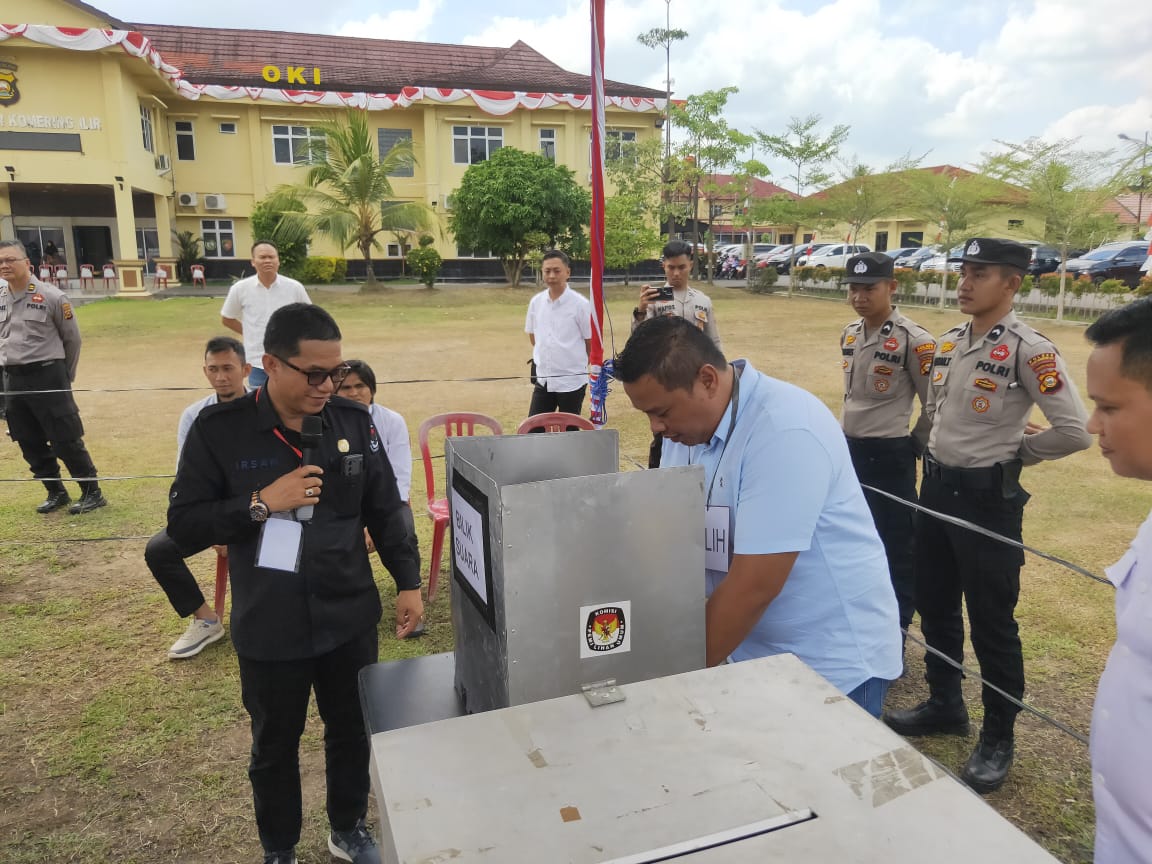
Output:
[0,282,1144,863]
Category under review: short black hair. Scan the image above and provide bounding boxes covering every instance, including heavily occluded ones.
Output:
[343,358,377,397]
[264,303,341,359]
[251,239,278,255]
[542,249,570,268]
[204,336,245,362]
[662,239,694,260]
[615,316,727,392]
[1085,296,1152,390]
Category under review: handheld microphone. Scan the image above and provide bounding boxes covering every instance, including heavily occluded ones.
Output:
[297,415,323,522]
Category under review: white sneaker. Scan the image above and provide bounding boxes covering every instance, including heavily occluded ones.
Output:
[168,617,225,659]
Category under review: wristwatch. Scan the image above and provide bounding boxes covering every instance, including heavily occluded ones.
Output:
[249,490,270,523]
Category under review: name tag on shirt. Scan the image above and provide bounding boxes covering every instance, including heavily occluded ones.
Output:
[256,514,302,573]
[705,505,731,573]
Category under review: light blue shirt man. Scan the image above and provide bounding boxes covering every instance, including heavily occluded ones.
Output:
[660,360,903,697]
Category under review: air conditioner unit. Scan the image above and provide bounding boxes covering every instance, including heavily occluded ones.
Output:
[204,193,227,211]
[155,154,171,172]
[177,191,197,207]
[440,194,454,211]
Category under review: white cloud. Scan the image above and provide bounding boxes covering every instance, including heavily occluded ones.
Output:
[335,0,445,42]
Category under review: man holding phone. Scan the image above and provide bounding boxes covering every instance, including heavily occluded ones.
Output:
[633,239,722,466]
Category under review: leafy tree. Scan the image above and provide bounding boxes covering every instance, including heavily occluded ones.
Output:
[900,167,1007,305]
[604,196,662,284]
[250,197,309,278]
[637,20,689,239]
[671,87,752,282]
[608,137,679,234]
[813,154,923,250]
[266,109,435,284]
[755,115,850,292]
[980,137,1128,319]
[450,147,591,286]
[172,230,202,282]
[407,235,442,289]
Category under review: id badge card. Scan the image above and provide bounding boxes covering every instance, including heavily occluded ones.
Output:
[256,513,303,573]
[705,505,732,574]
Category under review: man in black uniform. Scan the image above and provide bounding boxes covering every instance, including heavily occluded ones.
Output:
[167,303,422,864]
[0,239,106,514]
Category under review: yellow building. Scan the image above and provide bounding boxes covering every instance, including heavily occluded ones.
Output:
[1,0,663,289]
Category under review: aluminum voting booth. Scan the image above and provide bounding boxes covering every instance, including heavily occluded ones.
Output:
[362,430,1060,863]
[444,429,707,712]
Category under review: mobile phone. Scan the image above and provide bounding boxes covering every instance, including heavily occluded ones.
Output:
[655,283,675,301]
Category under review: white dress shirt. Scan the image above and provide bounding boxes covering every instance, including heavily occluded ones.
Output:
[524,285,591,393]
[220,274,311,370]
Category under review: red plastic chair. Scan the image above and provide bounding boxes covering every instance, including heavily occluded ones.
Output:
[516,412,595,433]
[154,265,169,289]
[54,265,69,288]
[38,265,54,285]
[79,264,95,290]
[214,551,228,621]
[102,264,118,291]
[417,412,503,601]
[190,264,206,288]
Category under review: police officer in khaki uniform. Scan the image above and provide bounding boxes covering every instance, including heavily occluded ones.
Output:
[633,239,721,466]
[0,239,106,514]
[840,252,936,637]
[884,238,1091,794]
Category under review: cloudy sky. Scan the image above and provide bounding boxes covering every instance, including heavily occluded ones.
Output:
[95,0,1152,184]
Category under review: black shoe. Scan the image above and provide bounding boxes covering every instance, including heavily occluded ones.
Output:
[262,851,297,864]
[883,695,969,737]
[36,490,72,514]
[960,735,1014,794]
[68,490,107,515]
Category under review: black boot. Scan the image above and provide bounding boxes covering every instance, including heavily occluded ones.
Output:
[68,486,108,515]
[960,734,1014,794]
[36,483,72,514]
[883,692,969,736]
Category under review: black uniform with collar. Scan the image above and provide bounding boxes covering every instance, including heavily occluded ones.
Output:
[165,388,420,853]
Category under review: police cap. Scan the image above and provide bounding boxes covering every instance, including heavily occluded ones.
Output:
[844,251,895,284]
[952,237,1031,270]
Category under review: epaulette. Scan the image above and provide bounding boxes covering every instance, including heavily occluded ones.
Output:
[1007,319,1049,348]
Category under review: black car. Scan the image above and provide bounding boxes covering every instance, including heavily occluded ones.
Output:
[1063,242,1148,288]
[893,246,939,270]
[1026,245,1062,276]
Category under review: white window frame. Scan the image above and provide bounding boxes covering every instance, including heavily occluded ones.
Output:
[272,124,325,165]
[201,219,236,259]
[174,120,195,161]
[219,121,238,134]
[605,129,637,163]
[539,128,556,162]
[452,125,503,165]
[140,104,155,153]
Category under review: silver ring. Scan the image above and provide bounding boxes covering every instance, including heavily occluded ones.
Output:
[305,488,314,497]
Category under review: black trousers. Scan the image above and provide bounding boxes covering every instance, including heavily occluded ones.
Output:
[527,384,586,426]
[847,436,917,631]
[915,474,1028,740]
[237,626,378,853]
[4,361,99,495]
[144,530,209,618]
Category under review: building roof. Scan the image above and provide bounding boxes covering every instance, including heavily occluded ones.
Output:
[128,23,664,99]
[807,165,1028,206]
[707,174,798,200]
[1103,192,1148,226]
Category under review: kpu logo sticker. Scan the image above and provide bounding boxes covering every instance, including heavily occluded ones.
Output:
[580,601,631,659]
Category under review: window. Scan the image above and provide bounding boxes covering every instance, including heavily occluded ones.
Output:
[386,242,412,258]
[539,128,556,162]
[219,121,237,134]
[709,204,724,219]
[605,129,637,163]
[874,231,888,252]
[272,125,325,165]
[174,120,195,161]
[1007,219,1024,229]
[377,128,414,177]
[452,126,503,164]
[201,219,235,258]
[900,231,924,248]
[456,243,493,258]
[140,104,154,153]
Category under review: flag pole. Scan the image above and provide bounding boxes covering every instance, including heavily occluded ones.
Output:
[588,0,610,427]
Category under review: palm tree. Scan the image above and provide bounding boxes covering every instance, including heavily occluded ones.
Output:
[268,109,435,284]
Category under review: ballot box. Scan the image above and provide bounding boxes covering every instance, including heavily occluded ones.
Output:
[368,654,1061,864]
[445,430,707,714]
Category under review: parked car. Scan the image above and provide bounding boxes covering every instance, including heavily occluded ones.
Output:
[1026,245,1063,277]
[769,243,831,274]
[883,246,921,260]
[802,243,872,269]
[893,246,940,270]
[920,245,965,273]
[1063,241,1148,288]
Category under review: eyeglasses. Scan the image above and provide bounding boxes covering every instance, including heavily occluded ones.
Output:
[274,355,351,387]
[0,257,27,266]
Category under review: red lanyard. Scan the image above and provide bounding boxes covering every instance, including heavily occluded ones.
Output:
[257,387,304,460]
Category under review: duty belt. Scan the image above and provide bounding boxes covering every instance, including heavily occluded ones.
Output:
[846,435,913,455]
[3,359,64,374]
[922,453,1006,491]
